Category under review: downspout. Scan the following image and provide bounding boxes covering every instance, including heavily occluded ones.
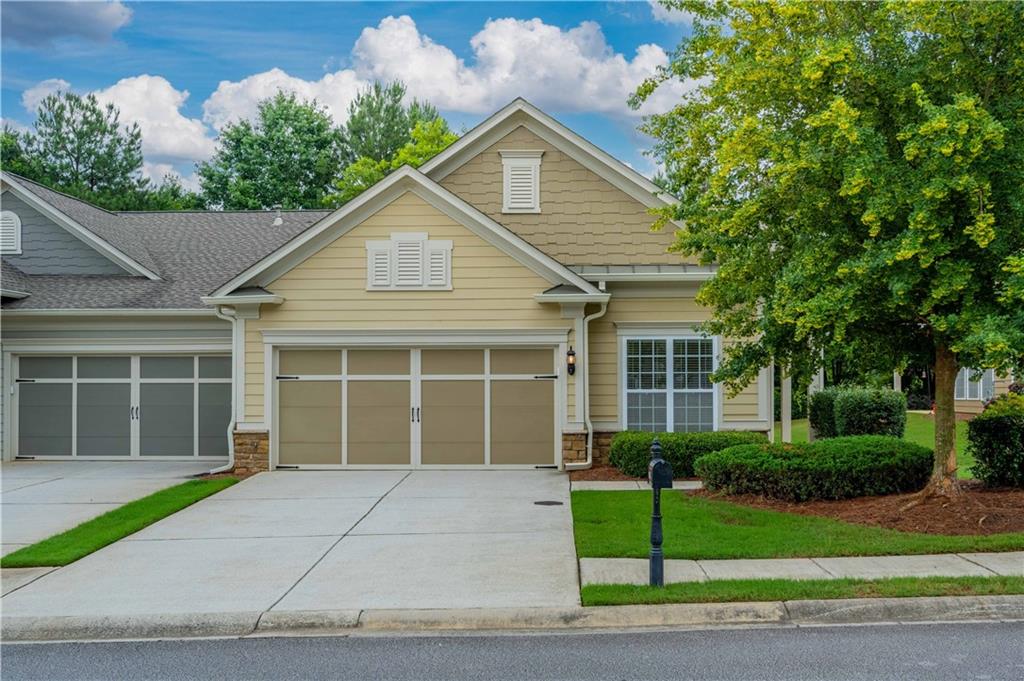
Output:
[565,289,609,471]
[207,305,236,475]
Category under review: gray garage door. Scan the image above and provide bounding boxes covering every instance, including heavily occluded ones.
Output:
[15,355,231,459]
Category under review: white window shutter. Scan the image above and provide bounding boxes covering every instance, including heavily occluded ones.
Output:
[0,211,21,254]
[427,246,448,287]
[394,239,424,287]
[501,151,542,212]
[368,247,391,288]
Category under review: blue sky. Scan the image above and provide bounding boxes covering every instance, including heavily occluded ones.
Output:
[2,1,692,188]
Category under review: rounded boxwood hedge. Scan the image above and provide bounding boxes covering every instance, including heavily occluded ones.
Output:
[609,431,767,478]
[694,435,932,501]
[968,394,1024,488]
[833,389,907,437]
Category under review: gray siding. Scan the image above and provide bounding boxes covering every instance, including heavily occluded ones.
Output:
[0,191,128,275]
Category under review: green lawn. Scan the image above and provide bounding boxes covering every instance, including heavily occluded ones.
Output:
[1,477,238,568]
[572,490,1024,560]
[581,576,1024,606]
[773,412,974,479]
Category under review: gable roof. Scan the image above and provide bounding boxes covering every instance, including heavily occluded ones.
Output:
[209,165,602,298]
[420,98,677,210]
[2,173,161,279]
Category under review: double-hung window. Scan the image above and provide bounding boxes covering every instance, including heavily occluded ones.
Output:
[955,368,995,401]
[624,336,717,432]
[366,232,452,290]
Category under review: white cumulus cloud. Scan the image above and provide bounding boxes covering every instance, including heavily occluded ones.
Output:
[648,1,697,25]
[203,68,368,131]
[21,78,71,113]
[93,75,215,163]
[2,0,132,46]
[142,161,201,192]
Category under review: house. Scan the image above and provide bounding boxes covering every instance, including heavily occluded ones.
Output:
[0,99,773,473]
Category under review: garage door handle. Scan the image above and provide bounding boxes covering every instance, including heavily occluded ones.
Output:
[416,407,420,423]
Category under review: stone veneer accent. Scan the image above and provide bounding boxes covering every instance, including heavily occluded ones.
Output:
[562,430,618,466]
[231,430,270,477]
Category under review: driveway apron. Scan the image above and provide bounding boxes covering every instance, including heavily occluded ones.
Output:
[0,470,580,618]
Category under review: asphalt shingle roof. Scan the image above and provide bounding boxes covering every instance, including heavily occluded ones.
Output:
[2,177,331,310]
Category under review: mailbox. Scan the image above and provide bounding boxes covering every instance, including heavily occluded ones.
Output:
[647,440,674,490]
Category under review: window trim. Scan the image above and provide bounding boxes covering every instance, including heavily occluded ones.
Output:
[955,367,994,401]
[1,210,22,255]
[365,232,453,291]
[500,150,543,214]
[618,331,721,433]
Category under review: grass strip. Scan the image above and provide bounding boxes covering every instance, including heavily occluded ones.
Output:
[572,490,1024,560]
[581,576,1024,606]
[1,477,238,568]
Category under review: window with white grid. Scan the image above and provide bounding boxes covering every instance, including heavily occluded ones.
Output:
[624,336,717,433]
[955,368,994,401]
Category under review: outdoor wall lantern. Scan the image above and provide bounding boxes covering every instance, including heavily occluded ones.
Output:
[566,347,576,375]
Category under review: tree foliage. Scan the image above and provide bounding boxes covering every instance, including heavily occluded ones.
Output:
[325,118,457,206]
[339,81,440,165]
[197,92,343,209]
[635,1,1024,486]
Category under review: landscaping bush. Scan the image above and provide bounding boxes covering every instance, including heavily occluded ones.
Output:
[968,394,1024,488]
[905,393,932,411]
[808,387,843,438]
[833,388,907,437]
[694,436,932,501]
[609,431,767,477]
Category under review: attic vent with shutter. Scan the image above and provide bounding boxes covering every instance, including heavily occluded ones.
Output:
[365,233,452,290]
[0,210,22,254]
[500,150,543,213]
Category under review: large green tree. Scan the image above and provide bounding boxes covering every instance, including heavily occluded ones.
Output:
[198,92,343,209]
[325,118,457,206]
[636,1,1024,494]
[339,81,441,165]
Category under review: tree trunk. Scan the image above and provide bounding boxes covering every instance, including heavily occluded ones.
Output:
[929,343,961,495]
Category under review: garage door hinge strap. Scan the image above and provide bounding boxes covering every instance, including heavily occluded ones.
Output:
[533,374,557,380]
[276,375,299,380]
[15,378,35,383]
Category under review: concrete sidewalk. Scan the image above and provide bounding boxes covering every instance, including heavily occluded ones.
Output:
[580,552,1024,585]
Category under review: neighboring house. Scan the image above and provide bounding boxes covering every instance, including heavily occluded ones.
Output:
[0,99,772,473]
[954,368,1011,417]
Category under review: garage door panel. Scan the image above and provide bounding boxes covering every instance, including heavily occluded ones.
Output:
[490,380,554,465]
[140,384,194,456]
[348,350,409,375]
[279,350,342,376]
[348,381,411,465]
[421,380,484,465]
[421,349,484,375]
[76,383,131,457]
[489,349,552,375]
[18,383,73,456]
[279,381,342,466]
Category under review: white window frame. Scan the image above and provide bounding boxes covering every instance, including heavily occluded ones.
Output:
[500,150,543,214]
[955,367,994,401]
[365,232,453,291]
[1,210,22,254]
[619,332,721,433]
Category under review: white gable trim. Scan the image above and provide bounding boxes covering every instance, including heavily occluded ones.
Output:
[420,98,677,210]
[1,174,160,280]
[208,166,600,298]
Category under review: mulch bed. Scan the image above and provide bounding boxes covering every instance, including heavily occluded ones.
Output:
[696,482,1024,536]
[568,464,641,481]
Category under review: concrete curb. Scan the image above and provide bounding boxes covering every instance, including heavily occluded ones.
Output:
[3,596,1022,642]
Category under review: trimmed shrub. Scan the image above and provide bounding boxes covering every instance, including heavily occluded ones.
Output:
[968,394,1024,488]
[833,388,907,438]
[694,436,932,501]
[609,431,768,478]
[808,387,843,439]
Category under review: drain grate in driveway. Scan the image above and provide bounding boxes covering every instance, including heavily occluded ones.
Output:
[533,500,564,506]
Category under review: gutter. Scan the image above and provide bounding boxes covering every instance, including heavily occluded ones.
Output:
[207,305,236,475]
[564,292,609,471]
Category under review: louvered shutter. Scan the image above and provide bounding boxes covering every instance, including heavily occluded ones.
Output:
[506,164,537,210]
[426,246,448,287]
[368,247,391,287]
[0,211,21,253]
[394,239,424,287]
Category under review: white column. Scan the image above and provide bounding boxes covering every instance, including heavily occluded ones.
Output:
[781,370,793,444]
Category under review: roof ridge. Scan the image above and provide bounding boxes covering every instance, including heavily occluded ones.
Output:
[115,208,333,215]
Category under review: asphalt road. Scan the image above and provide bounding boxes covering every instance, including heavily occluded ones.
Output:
[3,622,1023,680]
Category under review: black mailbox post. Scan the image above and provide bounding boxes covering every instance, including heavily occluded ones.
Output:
[648,438,674,587]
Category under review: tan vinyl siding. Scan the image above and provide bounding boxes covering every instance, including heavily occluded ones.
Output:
[439,118,691,266]
[588,295,764,427]
[243,191,568,421]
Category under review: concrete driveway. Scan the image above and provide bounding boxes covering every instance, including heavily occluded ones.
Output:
[1,470,579,618]
[1,461,221,556]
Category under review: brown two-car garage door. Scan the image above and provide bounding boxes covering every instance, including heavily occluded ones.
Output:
[276,348,556,468]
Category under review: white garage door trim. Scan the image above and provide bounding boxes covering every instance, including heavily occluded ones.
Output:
[265,331,568,470]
